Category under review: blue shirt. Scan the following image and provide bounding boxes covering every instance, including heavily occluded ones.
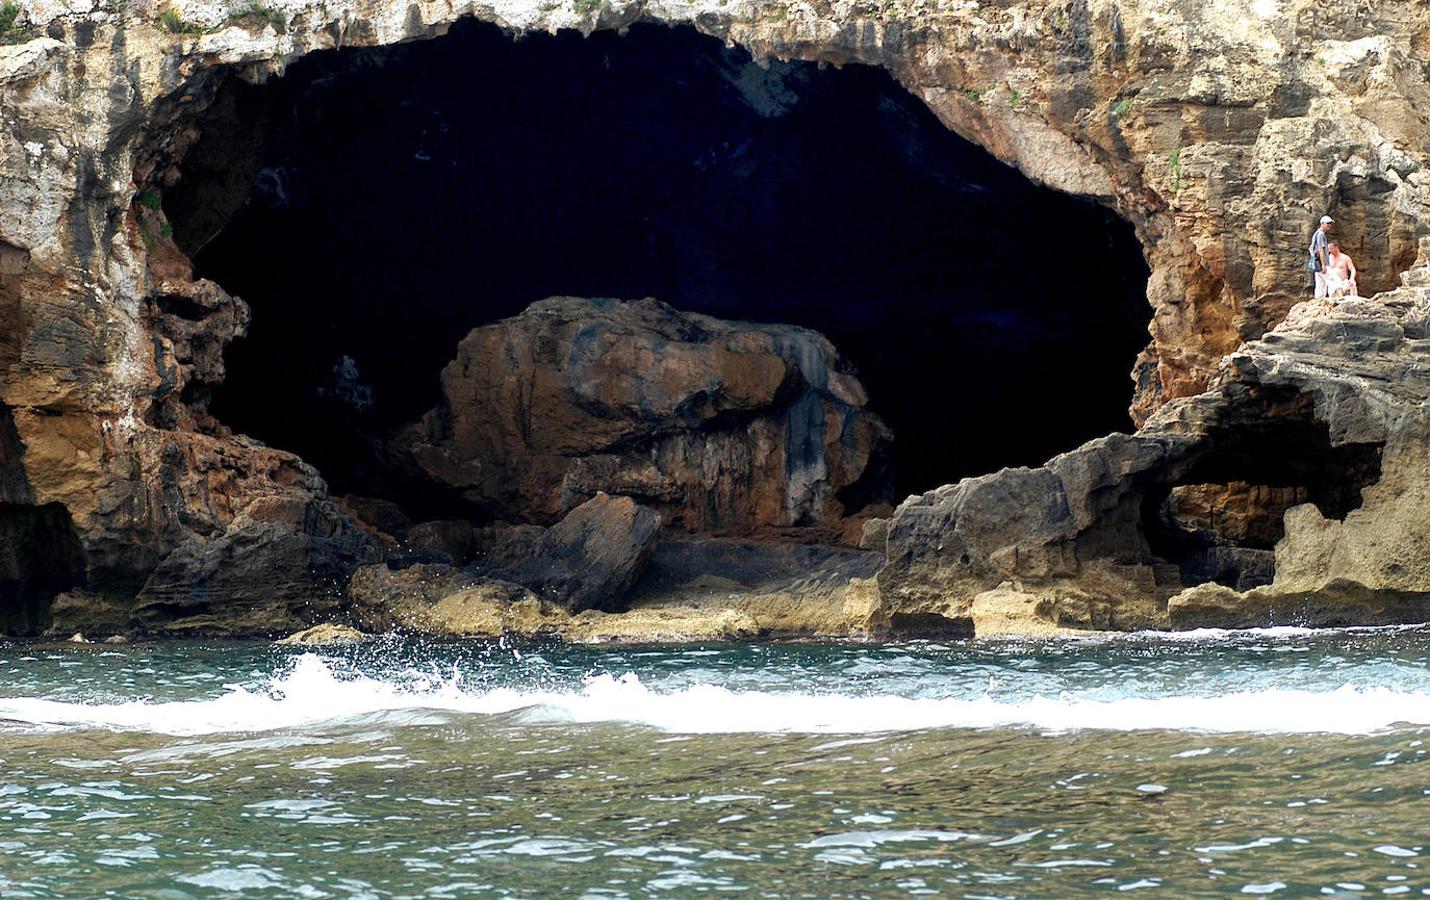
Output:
[1309,229,1328,271]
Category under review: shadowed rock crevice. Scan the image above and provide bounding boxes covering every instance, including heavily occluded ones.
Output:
[0,404,87,637]
[0,502,87,636]
[164,18,1150,527]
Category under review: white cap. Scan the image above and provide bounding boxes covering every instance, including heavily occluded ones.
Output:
[1320,215,1335,224]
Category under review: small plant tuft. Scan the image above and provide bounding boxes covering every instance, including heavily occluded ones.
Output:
[1113,97,1132,118]
[0,2,33,44]
[572,0,600,14]
[134,189,162,211]
[963,88,982,103]
[159,7,205,35]
[227,2,286,30]
[1169,146,1183,192]
[1008,87,1023,108]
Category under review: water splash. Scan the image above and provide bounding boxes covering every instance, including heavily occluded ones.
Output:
[3,654,1429,737]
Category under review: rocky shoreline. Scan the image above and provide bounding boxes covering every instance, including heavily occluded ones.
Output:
[1,0,1428,640]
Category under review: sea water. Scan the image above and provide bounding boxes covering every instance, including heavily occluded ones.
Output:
[0,628,1427,896]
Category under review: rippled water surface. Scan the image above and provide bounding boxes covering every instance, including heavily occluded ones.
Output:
[1,629,1428,897]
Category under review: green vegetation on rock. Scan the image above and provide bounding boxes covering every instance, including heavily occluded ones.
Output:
[0,2,33,44]
[227,2,286,30]
[159,7,205,34]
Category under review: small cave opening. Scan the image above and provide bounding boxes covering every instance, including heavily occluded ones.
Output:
[1142,388,1384,592]
[0,503,87,636]
[163,19,1150,532]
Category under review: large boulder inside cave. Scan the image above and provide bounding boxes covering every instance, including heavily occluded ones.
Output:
[391,297,892,533]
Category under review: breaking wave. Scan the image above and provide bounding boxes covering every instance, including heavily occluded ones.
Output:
[2,654,1429,737]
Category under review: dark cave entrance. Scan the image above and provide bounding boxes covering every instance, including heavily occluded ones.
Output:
[0,503,86,635]
[167,19,1150,526]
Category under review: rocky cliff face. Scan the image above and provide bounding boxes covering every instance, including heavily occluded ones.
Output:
[392,297,891,533]
[878,288,1426,633]
[1,0,1428,635]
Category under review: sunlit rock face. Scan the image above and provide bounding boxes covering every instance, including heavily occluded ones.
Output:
[1,0,1428,635]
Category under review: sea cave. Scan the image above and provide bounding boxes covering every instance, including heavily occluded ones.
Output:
[162,18,1152,534]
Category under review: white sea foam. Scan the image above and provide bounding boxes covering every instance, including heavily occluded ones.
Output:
[2,654,1429,737]
[1060,623,1429,644]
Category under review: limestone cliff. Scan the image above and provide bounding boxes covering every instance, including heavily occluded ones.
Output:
[1,0,1428,635]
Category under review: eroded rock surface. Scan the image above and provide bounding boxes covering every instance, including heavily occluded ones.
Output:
[346,533,884,641]
[349,494,660,626]
[879,289,1429,633]
[348,561,543,635]
[278,623,369,645]
[393,298,892,533]
[496,493,662,613]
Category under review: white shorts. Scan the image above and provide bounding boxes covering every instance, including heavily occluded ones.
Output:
[1313,271,1329,298]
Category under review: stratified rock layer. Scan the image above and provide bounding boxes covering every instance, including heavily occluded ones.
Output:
[394,297,892,533]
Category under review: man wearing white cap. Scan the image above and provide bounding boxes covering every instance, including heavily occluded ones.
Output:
[1309,215,1334,298]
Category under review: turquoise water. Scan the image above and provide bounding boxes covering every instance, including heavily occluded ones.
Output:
[1,629,1428,896]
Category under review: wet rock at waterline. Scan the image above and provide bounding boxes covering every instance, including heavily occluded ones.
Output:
[391,298,892,533]
[132,516,381,637]
[277,623,369,645]
[495,493,662,613]
[349,495,659,624]
[345,534,886,641]
[1166,579,1430,631]
[347,562,543,636]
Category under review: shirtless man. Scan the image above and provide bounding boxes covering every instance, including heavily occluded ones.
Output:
[1324,241,1359,298]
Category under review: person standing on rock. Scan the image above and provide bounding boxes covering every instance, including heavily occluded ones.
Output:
[1324,241,1359,298]
[1309,215,1334,298]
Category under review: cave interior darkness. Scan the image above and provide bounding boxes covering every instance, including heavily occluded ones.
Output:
[166,18,1152,528]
